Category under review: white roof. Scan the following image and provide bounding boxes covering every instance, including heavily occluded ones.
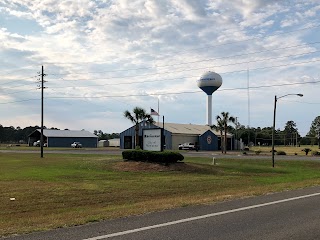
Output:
[153,122,230,136]
[37,129,98,138]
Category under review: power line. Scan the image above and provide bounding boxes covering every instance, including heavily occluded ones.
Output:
[1,57,319,97]
[46,43,320,76]
[0,80,39,90]
[0,98,40,104]
[1,79,319,105]
[1,88,37,95]
[0,75,38,86]
[0,67,38,76]
[46,57,320,87]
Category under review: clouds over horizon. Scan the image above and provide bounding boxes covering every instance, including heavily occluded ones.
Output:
[0,0,320,135]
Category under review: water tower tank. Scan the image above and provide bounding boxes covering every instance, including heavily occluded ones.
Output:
[197,71,222,125]
[197,71,222,95]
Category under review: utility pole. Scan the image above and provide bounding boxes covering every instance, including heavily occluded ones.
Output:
[235,117,238,150]
[247,68,250,147]
[38,66,46,158]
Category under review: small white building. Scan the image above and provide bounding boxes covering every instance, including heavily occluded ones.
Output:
[98,140,108,147]
[98,139,120,147]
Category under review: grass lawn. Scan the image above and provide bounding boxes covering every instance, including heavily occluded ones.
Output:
[250,145,320,156]
[0,144,120,151]
[1,152,320,236]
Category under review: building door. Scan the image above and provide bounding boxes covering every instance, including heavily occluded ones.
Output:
[218,137,222,150]
[124,136,132,149]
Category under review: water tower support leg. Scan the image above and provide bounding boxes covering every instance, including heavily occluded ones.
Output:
[207,95,212,126]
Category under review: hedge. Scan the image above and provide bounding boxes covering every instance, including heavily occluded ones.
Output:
[276,150,286,155]
[122,150,184,164]
[312,151,320,156]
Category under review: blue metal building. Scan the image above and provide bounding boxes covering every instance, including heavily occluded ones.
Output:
[28,129,98,148]
[120,122,233,151]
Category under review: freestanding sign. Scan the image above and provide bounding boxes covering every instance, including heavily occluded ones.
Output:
[143,128,163,151]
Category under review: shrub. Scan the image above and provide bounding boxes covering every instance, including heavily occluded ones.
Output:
[255,150,261,155]
[242,151,247,155]
[122,150,184,164]
[311,151,320,156]
[243,147,249,151]
[276,151,286,155]
[301,148,311,155]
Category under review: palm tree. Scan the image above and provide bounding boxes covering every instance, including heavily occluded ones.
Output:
[124,107,154,148]
[211,117,224,153]
[216,112,235,154]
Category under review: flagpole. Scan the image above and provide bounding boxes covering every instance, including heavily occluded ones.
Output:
[157,97,160,123]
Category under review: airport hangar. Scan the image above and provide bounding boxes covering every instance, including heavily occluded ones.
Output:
[28,129,98,148]
[120,121,234,151]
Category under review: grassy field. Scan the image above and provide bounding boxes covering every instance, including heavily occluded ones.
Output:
[0,144,120,151]
[249,145,320,155]
[1,152,320,236]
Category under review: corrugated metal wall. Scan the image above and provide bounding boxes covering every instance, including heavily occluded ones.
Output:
[199,130,218,151]
[48,137,98,148]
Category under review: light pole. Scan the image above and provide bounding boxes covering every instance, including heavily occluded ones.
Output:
[271,93,303,167]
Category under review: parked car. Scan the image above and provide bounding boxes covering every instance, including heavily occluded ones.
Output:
[178,142,196,150]
[33,140,47,147]
[71,142,82,148]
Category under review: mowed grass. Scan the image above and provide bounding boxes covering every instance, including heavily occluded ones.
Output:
[250,145,320,155]
[1,153,320,236]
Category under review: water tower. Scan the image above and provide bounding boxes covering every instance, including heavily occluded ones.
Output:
[197,71,222,125]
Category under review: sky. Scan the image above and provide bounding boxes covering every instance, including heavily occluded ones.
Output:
[0,0,319,136]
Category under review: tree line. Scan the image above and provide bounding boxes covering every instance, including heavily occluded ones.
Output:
[0,125,120,143]
[227,116,320,147]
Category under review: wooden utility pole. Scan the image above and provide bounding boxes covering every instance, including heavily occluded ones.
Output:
[40,66,45,158]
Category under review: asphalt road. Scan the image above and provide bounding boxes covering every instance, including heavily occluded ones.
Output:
[1,148,320,162]
[4,186,320,240]
[0,148,320,161]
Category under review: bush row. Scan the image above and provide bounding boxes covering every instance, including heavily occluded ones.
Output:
[276,150,286,155]
[122,150,184,164]
[312,151,320,156]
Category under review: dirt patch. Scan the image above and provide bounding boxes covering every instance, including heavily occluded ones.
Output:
[113,161,207,172]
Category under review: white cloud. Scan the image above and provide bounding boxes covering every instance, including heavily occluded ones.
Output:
[0,0,319,136]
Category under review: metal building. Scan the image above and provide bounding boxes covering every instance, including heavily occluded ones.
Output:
[28,129,98,148]
[120,122,233,151]
[98,139,120,147]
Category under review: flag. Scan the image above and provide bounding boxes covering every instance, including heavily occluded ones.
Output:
[151,108,159,116]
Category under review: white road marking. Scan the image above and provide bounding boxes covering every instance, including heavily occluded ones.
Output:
[83,192,320,240]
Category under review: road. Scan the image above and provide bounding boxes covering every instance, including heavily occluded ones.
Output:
[4,186,320,240]
[1,148,320,161]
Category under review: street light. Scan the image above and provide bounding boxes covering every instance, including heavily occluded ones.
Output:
[271,93,303,167]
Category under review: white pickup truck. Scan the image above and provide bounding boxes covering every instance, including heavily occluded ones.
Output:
[178,142,196,150]
[71,142,82,148]
[33,140,47,147]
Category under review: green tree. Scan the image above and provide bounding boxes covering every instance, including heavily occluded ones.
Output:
[124,107,154,148]
[215,112,235,154]
[283,120,299,146]
[307,116,320,146]
[211,117,224,153]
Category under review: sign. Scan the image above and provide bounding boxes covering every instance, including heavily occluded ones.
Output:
[143,128,163,151]
[207,135,212,144]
